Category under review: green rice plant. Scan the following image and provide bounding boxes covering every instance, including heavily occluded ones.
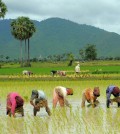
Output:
[0,108,120,133]
[0,80,120,133]
[1,60,120,76]
[0,80,120,99]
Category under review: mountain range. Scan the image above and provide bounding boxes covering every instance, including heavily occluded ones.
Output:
[0,17,120,60]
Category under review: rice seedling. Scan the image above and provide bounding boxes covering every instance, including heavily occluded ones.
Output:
[0,80,120,133]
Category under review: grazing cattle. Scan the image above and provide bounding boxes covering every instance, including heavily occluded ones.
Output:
[22,70,33,76]
[51,70,66,77]
[57,71,66,76]
[51,70,57,77]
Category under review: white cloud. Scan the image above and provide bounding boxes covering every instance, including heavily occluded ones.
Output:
[3,0,120,34]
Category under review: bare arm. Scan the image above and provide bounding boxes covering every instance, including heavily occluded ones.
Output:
[64,99,71,107]
[30,100,35,107]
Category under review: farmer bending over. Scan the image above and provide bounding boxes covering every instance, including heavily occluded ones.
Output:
[106,85,120,108]
[53,86,73,108]
[6,92,24,117]
[30,90,51,116]
[81,87,100,108]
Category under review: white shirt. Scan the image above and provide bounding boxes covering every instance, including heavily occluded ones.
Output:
[75,64,80,73]
[38,90,46,99]
[55,86,67,98]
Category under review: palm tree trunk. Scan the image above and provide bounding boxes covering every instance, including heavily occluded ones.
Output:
[25,39,27,64]
[27,38,30,66]
[20,40,23,67]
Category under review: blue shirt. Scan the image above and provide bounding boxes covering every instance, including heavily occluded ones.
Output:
[106,85,115,101]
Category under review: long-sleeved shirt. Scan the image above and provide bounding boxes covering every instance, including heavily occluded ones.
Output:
[106,85,118,108]
[7,92,22,115]
[106,85,115,101]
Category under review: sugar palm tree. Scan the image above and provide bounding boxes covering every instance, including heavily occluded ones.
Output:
[0,0,7,19]
[11,17,26,67]
[24,18,36,66]
[11,17,36,67]
[17,17,36,66]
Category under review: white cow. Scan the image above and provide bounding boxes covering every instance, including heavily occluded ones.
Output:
[22,70,33,76]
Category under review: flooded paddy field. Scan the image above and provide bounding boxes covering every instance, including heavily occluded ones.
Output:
[0,99,120,134]
[0,80,120,133]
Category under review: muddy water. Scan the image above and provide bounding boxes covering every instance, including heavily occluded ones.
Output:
[0,98,120,134]
[0,98,118,117]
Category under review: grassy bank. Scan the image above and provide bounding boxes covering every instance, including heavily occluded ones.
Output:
[1,60,120,75]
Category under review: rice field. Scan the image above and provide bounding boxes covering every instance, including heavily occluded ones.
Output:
[0,80,120,134]
[1,60,120,75]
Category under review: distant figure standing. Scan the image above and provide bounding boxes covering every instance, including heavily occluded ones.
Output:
[75,64,80,74]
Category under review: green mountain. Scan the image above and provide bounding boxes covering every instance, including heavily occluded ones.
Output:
[0,17,120,60]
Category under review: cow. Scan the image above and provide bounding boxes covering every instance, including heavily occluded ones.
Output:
[22,70,33,76]
[57,71,66,76]
[51,70,57,77]
[51,70,66,77]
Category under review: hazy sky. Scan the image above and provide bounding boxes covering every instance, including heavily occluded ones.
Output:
[3,0,120,34]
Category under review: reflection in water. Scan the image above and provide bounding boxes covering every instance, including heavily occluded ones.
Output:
[0,99,120,133]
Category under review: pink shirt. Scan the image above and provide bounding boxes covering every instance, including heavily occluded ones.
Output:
[7,92,21,115]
